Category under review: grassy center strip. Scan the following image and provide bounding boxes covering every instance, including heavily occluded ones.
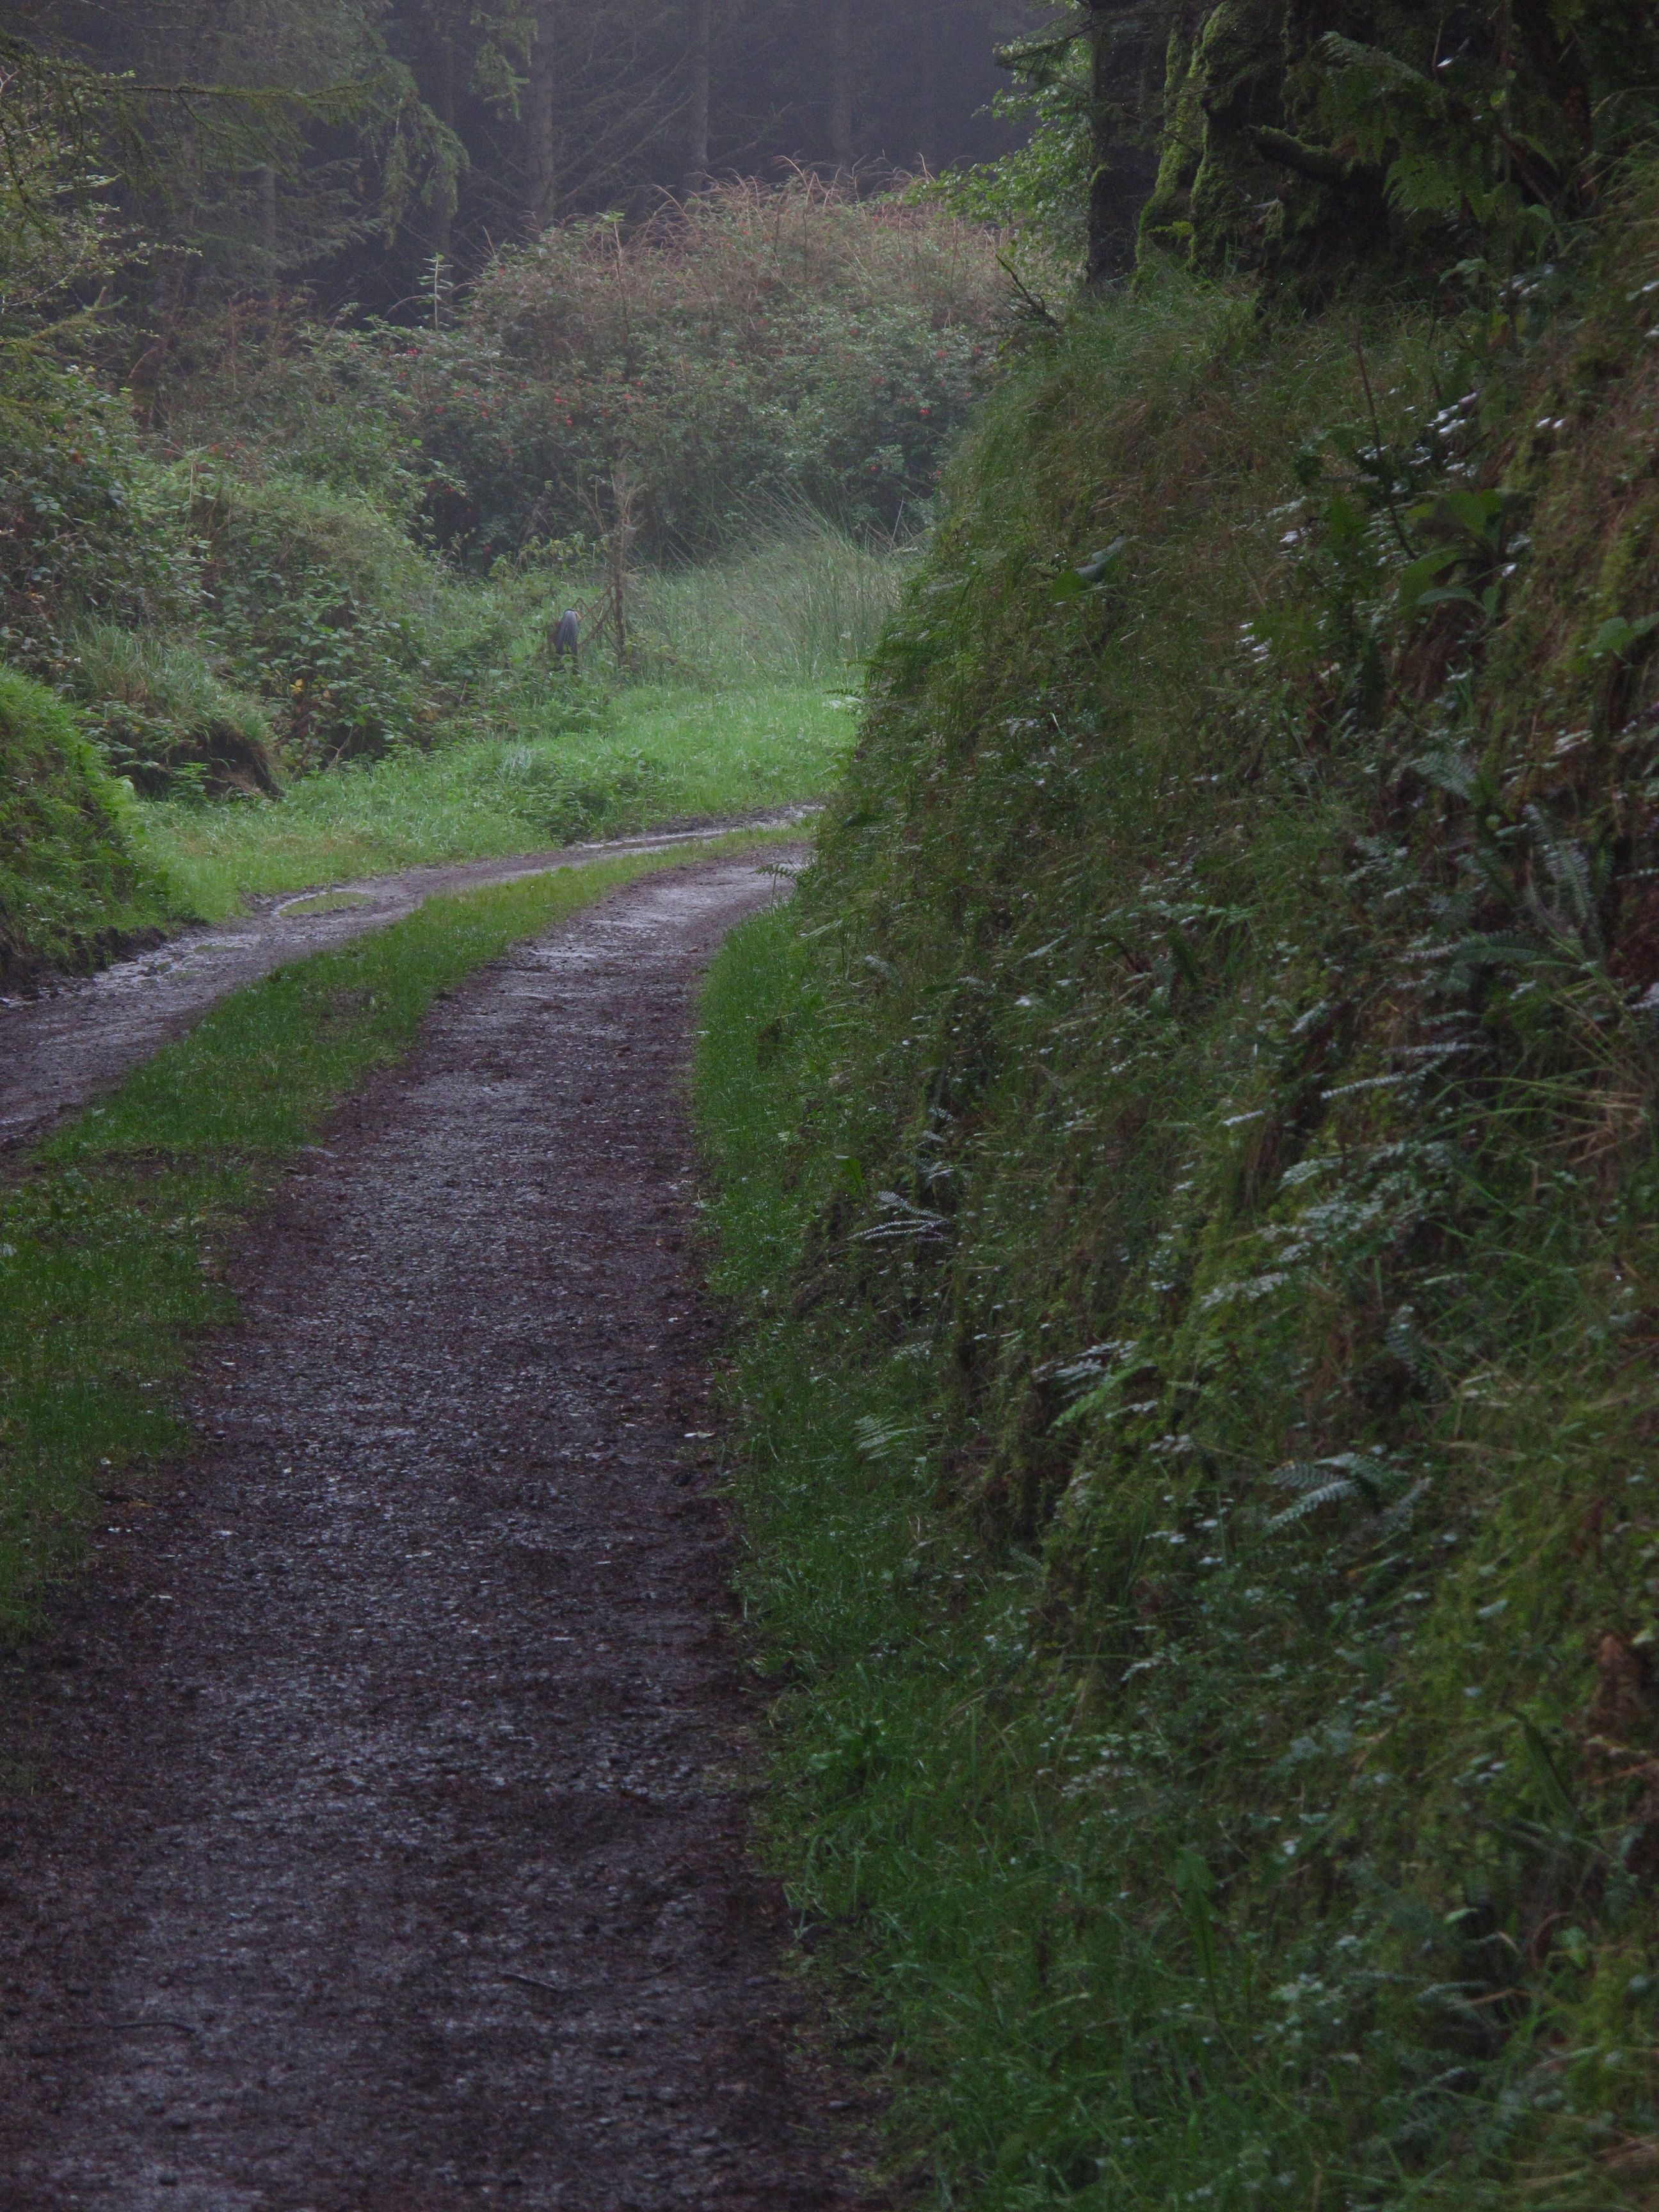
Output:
[0,833,778,1638]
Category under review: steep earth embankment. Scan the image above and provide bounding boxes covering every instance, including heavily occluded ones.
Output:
[705,170,1659,2204]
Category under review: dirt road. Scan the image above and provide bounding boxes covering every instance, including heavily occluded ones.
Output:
[0,813,812,1153]
[0,855,867,2209]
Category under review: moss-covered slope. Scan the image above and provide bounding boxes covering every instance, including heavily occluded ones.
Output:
[717,168,1659,2206]
[0,667,179,988]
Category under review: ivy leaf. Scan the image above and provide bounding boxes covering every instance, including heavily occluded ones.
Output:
[1584,612,1659,663]
[1398,544,1461,611]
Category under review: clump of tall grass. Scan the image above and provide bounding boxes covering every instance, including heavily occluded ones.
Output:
[66,622,279,799]
[629,520,912,689]
[0,664,177,982]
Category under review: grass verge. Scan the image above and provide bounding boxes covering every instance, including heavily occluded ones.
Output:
[698,904,1412,2208]
[136,682,852,920]
[697,904,1073,2204]
[0,832,779,1639]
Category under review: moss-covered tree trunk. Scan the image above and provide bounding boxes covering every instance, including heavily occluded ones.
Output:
[1084,0,1167,284]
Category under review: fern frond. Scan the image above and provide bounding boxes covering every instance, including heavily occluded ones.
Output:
[853,1416,918,1463]
[1267,1479,1357,1530]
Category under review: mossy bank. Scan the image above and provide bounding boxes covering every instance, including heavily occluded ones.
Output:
[696,170,1659,2208]
[0,668,179,990]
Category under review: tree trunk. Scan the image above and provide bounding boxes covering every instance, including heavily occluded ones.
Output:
[1083,0,1160,284]
[526,2,559,232]
[1084,1,1118,285]
[255,162,278,299]
[684,0,711,190]
[132,120,200,422]
[829,0,854,167]
[433,31,456,258]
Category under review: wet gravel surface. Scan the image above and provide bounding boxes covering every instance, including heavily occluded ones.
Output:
[0,813,813,1154]
[0,854,870,2210]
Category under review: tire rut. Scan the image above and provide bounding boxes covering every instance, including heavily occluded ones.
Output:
[0,854,869,2211]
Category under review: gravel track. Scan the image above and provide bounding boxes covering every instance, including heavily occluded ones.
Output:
[0,853,869,2210]
[0,813,813,1153]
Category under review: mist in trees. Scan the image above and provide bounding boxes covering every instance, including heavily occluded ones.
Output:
[6,0,1038,317]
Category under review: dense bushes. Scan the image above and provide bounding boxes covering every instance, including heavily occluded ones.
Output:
[416,180,1004,561]
[167,180,1009,568]
[0,666,176,984]
[703,166,1659,2208]
[65,626,280,799]
[0,364,453,783]
[0,178,984,812]
[186,471,444,767]
[0,362,188,679]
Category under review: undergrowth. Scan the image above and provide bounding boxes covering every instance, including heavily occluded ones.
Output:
[0,833,772,1636]
[695,177,1659,2209]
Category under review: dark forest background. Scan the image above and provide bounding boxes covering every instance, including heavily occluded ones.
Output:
[6,1,1036,314]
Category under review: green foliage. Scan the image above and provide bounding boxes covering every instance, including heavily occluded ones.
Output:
[165,317,443,520]
[920,36,1094,268]
[0,154,977,893]
[184,469,442,764]
[390,179,1006,563]
[160,183,1006,571]
[629,520,911,687]
[0,15,466,312]
[0,664,178,985]
[697,165,1659,2208]
[0,363,188,678]
[137,685,852,916]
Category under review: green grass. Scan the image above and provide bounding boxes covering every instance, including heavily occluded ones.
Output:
[136,681,852,920]
[58,517,883,930]
[0,831,778,1638]
[696,906,1201,2206]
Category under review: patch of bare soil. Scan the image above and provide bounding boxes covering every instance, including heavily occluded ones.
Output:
[0,811,815,1153]
[0,854,876,2211]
